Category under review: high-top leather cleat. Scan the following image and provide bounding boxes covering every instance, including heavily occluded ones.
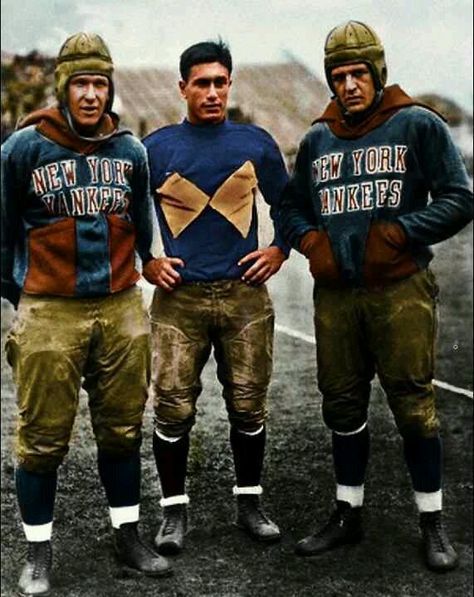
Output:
[114,522,172,577]
[236,495,281,543]
[295,500,363,556]
[154,504,188,555]
[18,540,52,597]
[419,511,459,572]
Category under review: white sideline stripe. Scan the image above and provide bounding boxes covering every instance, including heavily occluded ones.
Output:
[276,324,316,345]
[275,323,474,400]
[432,379,473,399]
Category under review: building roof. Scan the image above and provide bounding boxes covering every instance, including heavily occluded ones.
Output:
[114,60,329,154]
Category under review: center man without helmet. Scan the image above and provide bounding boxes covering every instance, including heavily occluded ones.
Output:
[142,39,290,555]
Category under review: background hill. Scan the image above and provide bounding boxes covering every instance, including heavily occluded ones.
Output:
[1,51,473,175]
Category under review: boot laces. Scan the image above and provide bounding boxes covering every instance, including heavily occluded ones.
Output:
[253,504,271,525]
[27,542,51,580]
[320,510,343,533]
[120,522,157,557]
[427,515,449,552]
[240,496,270,524]
[317,504,353,535]
[163,506,184,535]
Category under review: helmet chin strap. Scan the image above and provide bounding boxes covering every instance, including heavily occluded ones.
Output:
[63,106,117,142]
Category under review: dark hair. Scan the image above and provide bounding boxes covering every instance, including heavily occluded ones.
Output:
[179,39,232,81]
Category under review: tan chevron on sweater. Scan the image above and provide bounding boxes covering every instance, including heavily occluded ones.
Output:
[209,161,257,238]
[157,161,258,238]
[157,173,209,238]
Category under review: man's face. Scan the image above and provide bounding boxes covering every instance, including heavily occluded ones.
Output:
[179,62,231,125]
[330,63,376,114]
[67,74,110,130]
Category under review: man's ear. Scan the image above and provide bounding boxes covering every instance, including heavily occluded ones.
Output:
[178,80,187,99]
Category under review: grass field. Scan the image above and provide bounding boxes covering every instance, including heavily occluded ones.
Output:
[1,224,472,597]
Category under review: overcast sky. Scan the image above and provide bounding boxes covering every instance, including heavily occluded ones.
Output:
[1,0,472,111]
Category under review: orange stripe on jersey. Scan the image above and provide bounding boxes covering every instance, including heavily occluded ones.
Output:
[107,215,140,293]
[24,218,77,296]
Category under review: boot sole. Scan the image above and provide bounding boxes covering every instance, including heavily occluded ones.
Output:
[155,541,184,556]
[425,554,460,573]
[118,563,174,579]
[426,561,459,573]
[295,532,364,557]
[18,591,51,597]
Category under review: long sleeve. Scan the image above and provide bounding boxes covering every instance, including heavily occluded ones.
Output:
[129,143,155,265]
[257,132,291,256]
[398,114,473,245]
[278,136,318,251]
[1,143,22,306]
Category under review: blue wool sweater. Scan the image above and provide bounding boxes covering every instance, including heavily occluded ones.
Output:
[143,119,290,282]
[1,122,153,300]
[279,105,473,286]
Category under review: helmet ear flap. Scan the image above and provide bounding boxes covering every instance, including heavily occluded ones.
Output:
[324,21,387,92]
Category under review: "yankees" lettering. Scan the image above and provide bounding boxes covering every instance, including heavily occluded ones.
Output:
[319,179,402,215]
[40,187,130,216]
[311,144,408,216]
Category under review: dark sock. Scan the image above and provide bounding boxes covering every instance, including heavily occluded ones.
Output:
[97,449,140,507]
[332,425,370,487]
[403,434,442,493]
[15,466,57,526]
[230,425,266,487]
[153,431,189,498]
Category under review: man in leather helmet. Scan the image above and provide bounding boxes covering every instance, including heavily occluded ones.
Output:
[1,32,172,595]
[279,20,472,571]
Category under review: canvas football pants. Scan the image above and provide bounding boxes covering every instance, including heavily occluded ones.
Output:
[314,269,440,438]
[6,287,151,473]
[150,280,274,437]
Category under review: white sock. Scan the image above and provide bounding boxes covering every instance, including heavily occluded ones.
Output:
[109,504,139,529]
[23,521,53,542]
[232,485,263,496]
[336,484,364,507]
[415,490,442,512]
[160,494,190,507]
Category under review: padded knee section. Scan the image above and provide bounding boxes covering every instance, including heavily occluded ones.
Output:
[387,382,440,439]
[154,392,196,438]
[394,408,440,439]
[95,424,143,456]
[154,416,195,439]
[17,446,67,475]
[322,397,368,435]
[227,391,267,432]
[228,411,266,433]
